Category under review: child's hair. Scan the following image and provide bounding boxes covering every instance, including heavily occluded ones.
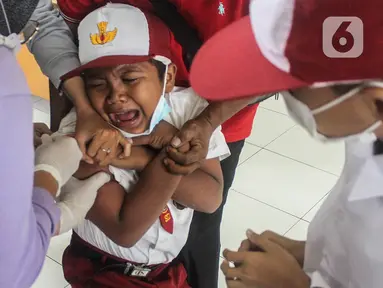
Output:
[149,59,167,82]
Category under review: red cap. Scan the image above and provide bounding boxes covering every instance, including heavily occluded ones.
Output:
[190,0,383,101]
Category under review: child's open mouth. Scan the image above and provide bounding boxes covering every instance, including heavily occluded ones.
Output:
[109,110,142,130]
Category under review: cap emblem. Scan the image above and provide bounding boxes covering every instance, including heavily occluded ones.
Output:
[90,21,118,45]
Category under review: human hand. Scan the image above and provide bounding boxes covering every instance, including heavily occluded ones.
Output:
[164,117,213,175]
[259,230,306,267]
[75,110,132,166]
[221,230,310,288]
[33,122,52,148]
[57,172,111,234]
[132,120,179,149]
[237,230,305,267]
[34,136,82,191]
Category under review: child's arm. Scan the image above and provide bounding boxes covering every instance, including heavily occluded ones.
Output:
[87,149,182,248]
[171,157,223,213]
[111,144,223,213]
[109,146,156,171]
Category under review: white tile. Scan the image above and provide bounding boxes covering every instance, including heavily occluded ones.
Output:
[33,99,50,114]
[31,257,68,288]
[31,95,43,102]
[33,109,50,127]
[221,190,298,253]
[260,94,288,115]
[266,126,345,175]
[47,231,72,265]
[247,108,295,147]
[303,196,327,222]
[218,265,227,288]
[231,149,338,217]
[238,143,261,165]
[284,220,310,241]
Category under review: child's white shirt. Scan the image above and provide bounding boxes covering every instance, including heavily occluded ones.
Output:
[54,87,230,265]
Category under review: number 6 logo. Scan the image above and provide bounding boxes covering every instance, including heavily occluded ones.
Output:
[323,16,363,58]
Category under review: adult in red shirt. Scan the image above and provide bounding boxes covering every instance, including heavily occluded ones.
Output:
[55,1,258,287]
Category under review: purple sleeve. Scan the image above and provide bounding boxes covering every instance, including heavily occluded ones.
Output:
[0,47,60,287]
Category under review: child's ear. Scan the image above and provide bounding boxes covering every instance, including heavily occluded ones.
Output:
[165,63,177,93]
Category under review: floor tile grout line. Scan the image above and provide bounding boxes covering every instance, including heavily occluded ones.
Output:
[261,124,297,148]
[237,147,264,167]
[283,218,301,236]
[33,106,50,114]
[231,189,302,220]
[261,147,341,177]
[259,106,288,117]
[244,141,263,149]
[46,255,62,266]
[299,193,329,221]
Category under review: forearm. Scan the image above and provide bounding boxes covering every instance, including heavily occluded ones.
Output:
[198,98,258,130]
[62,76,93,112]
[172,161,223,213]
[89,149,182,247]
[34,171,59,197]
[110,146,156,171]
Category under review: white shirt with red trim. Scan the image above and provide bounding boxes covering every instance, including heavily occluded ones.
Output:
[304,137,383,288]
[54,87,230,265]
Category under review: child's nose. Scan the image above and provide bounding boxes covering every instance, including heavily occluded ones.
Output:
[108,82,129,104]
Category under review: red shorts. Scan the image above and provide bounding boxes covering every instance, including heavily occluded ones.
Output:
[62,233,190,288]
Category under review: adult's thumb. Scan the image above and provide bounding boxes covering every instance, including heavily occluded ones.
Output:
[83,172,111,191]
[171,128,193,148]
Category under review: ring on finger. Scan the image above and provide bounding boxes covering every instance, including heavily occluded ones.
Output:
[102,148,112,154]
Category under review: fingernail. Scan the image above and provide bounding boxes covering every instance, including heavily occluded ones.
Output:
[127,138,133,144]
[171,137,181,148]
[119,154,125,159]
[163,159,168,165]
[246,229,255,238]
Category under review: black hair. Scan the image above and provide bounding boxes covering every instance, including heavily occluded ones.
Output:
[149,59,167,82]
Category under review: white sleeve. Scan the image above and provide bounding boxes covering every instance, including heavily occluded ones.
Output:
[207,126,231,161]
[51,109,77,137]
[309,271,331,288]
[165,88,230,161]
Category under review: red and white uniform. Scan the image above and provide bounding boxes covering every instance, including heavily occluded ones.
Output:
[55,87,230,265]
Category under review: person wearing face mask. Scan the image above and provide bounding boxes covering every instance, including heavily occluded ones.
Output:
[187,0,383,287]
[0,1,111,287]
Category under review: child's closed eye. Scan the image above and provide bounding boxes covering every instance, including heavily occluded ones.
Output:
[122,77,139,84]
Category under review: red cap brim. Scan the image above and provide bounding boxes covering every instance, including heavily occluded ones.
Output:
[190,16,309,101]
[61,55,152,81]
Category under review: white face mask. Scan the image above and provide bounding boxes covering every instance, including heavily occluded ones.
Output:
[281,82,383,143]
[116,60,172,139]
[0,0,21,54]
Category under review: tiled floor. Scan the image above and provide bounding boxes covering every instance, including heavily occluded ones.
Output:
[31,96,345,288]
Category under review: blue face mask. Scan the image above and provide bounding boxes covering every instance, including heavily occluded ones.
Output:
[117,62,172,139]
